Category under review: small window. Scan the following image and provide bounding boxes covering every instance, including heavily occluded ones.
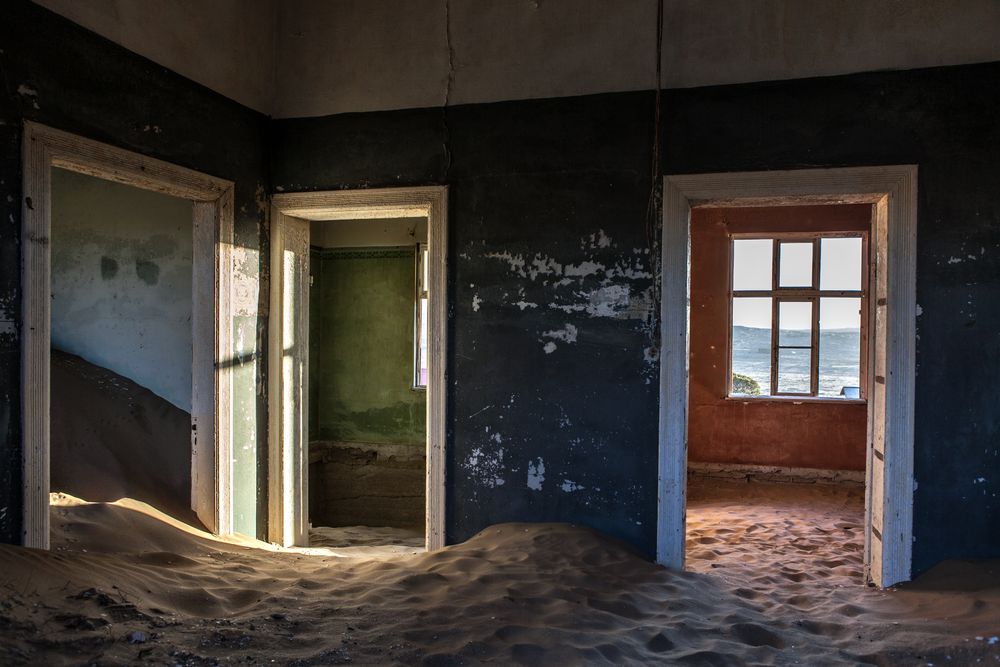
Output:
[413,244,429,388]
[729,234,866,399]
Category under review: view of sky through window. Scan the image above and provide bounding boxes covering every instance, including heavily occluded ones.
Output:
[730,236,863,398]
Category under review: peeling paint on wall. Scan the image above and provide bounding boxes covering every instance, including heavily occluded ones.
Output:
[527,457,545,490]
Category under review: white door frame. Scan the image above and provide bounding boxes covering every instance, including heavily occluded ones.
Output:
[269,186,448,550]
[657,166,917,588]
[20,122,236,547]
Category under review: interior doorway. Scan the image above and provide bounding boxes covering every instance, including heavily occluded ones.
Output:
[307,217,428,550]
[268,187,448,551]
[683,203,871,584]
[657,166,918,588]
[20,122,235,548]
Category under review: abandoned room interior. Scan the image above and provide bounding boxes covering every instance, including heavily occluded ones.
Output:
[1,0,999,664]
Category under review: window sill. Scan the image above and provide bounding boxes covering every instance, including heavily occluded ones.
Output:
[724,395,866,405]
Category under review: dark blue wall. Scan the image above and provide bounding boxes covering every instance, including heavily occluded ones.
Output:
[0,1,271,542]
[271,63,1000,574]
[3,0,997,576]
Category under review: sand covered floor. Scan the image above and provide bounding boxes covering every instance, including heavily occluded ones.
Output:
[308,525,425,556]
[0,485,997,665]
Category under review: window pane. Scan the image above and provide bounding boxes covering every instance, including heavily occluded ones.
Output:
[730,297,771,396]
[778,300,812,347]
[820,237,863,290]
[778,242,813,287]
[421,246,429,291]
[819,297,861,397]
[732,239,772,290]
[417,297,429,386]
[777,348,811,394]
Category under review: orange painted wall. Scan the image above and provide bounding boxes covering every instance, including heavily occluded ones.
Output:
[688,205,870,471]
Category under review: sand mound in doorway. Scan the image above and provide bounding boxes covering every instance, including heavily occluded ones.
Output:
[0,486,997,665]
[50,349,198,526]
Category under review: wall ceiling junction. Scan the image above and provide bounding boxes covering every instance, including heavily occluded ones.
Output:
[34,0,1000,118]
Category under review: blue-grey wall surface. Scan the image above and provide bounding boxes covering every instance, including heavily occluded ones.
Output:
[2,0,998,577]
[0,0,271,542]
[270,62,1000,575]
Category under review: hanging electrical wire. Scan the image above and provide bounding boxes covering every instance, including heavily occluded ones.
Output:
[645,0,665,342]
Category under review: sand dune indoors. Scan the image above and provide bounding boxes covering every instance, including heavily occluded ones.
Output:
[5,353,994,664]
[0,487,996,665]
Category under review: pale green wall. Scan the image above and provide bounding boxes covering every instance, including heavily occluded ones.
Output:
[309,247,425,445]
[50,168,193,411]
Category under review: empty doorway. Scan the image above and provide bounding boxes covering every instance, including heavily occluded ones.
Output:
[684,203,870,584]
[307,218,428,550]
[21,122,235,548]
[657,166,917,588]
[268,187,447,551]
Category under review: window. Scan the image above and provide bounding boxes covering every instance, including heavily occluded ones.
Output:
[413,243,429,388]
[729,234,866,399]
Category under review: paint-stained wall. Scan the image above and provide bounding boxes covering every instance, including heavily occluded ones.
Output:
[0,0,270,542]
[310,247,425,445]
[272,91,661,553]
[271,61,1000,574]
[688,205,869,472]
[51,168,193,411]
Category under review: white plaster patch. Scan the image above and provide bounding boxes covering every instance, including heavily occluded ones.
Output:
[564,260,604,278]
[17,84,40,109]
[560,479,584,492]
[527,458,545,490]
[472,294,482,312]
[542,323,578,344]
[915,304,923,317]
[485,250,527,277]
[542,341,557,354]
[514,300,538,310]
[582,229,612,250]
[529,254,562,279]
[463,445,506,488]
[947,256,963,264]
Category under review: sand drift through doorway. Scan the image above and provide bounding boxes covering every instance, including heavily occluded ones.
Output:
[20,122,236,548]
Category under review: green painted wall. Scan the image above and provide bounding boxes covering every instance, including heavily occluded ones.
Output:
[309,247,425,445]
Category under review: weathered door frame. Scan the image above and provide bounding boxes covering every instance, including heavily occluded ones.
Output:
[268,186,448,550]
[657,166,917,588]
[20,121,236,548]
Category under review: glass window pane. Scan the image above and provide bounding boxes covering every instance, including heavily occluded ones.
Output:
[819,297,861,397]
[732,239,772,290]
[820,237,863,290]
[778,300,812,346]
[777,348,811,394]
[417,297,429,386]
[730,297,771,396]
[421,246,429,291]
[778,242,813,287]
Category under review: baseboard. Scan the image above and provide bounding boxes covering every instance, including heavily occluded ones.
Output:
[688,461,865,485]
